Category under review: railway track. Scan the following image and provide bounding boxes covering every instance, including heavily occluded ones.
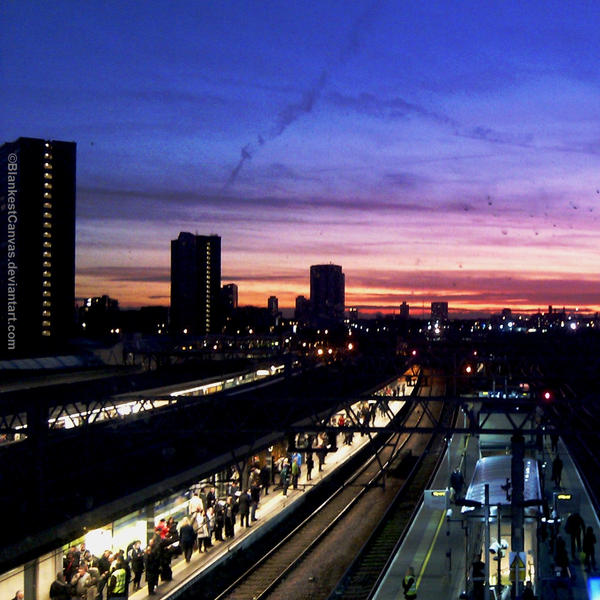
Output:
[547,394,600,512]
[330,401,454,600]
[203,373,449,600]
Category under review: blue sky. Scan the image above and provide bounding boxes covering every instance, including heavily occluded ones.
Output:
[2,1,600,315]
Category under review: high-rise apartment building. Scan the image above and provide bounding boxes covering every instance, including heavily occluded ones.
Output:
[221,283,238,316]
[268,295,279,316]
[310,264,345,322]
[399,302,410,319]
[431,301,449,322]
[0,137,76,357]
[294,295,311,323]
[170,233,221,335]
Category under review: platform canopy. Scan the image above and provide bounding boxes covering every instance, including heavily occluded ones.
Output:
[462,455,542,516]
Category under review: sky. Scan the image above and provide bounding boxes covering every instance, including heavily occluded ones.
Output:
[2,1,600,317]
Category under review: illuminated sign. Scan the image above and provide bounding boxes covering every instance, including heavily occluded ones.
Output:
[424,489,448,509]
[556,493,573,501]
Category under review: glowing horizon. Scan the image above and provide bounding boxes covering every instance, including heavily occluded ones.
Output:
[3,2,600,317]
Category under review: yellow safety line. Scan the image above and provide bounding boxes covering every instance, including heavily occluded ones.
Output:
[416,509,446,589]
[416,433,472,590]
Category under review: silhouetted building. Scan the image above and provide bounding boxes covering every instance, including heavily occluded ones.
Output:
[399,302,410,319]
[310,264,345,323]
[79,295,119,336]
[221,283,238,315]
[170,232,221,335]
[431,301,448,322]
[295,295,311,322]
[348,307,359,322]
[268,296,278,315]
[1,137,76,357]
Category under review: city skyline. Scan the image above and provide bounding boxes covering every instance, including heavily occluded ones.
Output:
[3,2,600,317]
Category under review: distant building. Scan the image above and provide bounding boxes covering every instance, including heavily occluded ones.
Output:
[79,295,119,336]
[310,264,345,322]
[348,307,359,322]
[135,306,169,334]
[295,295,311,322]
[170,232,221,335]
[399,302,410,319]
[221,283,238,315]
[0,137,76,356]
[431,301,449,322]
[268,296,279,316]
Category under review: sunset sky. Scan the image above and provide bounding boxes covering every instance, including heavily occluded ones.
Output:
[2,1,600,316]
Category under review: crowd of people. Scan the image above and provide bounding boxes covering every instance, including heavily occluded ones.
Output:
[50,451,321,600]
[47,416,368,600]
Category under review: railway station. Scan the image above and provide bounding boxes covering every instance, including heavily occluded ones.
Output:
[1,358,598,600]
[0,363,411,600]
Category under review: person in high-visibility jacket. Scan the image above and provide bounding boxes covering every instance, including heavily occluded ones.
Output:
[107,560,128,600]
[402,566,417,599]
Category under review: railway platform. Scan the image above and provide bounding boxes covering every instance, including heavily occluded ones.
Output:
[373,416,600,600]
[111,402,406,600]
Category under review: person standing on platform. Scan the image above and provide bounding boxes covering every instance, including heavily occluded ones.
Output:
[250,483,260,522]
[552,454,563,488]
[565,512,585,561]
[522,581,535,600]
[144,543,160,596]
[127,541,144,591]
[96,550,111,600]
[583,526,597,571]
[72,564,92,600]
[213,502,225,541]
[402,566,417,600]
[238,489,251,527]
[280,459,290,496]
[224,496,237,539]
[106,559,128,600]
[450,468,465,500]
[206,487,217,509]
[306,452,314,481]
[179,517,195,563]
[260,463,271,495]
[50,573,71,600]
[291,458,300,490]
[194,509,211,552]
[189,491,202,515]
